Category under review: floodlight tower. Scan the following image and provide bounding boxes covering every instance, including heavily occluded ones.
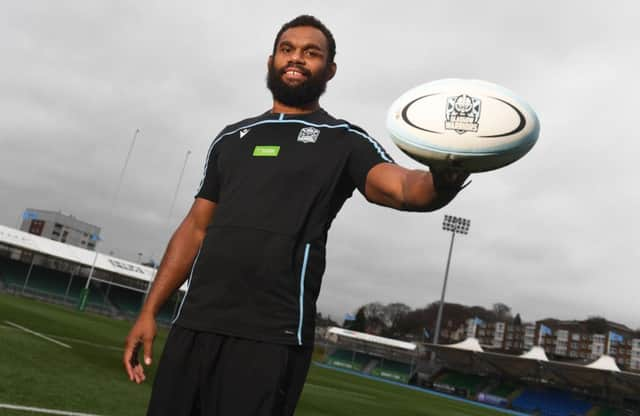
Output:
[79,128,141,311]
[143,148,192,306]
[433,215,471,346]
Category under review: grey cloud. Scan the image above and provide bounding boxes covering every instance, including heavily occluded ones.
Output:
[2,1,639,328]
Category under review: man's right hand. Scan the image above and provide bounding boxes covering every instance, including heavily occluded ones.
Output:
[120,198,216,384]
[123,312,157,384]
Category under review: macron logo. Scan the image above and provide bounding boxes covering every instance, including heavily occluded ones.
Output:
[239,129,250,138]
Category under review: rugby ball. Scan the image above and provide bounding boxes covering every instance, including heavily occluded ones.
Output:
[386,79,540,172]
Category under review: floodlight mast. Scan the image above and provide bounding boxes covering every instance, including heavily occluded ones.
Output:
[79,128,141,312]
[143,148,192,306]
[432,215,470,347]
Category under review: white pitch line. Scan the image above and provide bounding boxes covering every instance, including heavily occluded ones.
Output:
[49,335,123,352]
[1,324,122,351]
[4,321,72,349]
[0,403,102,416]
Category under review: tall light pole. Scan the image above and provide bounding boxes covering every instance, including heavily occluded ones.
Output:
[78,128,141,311]
[142,148,192,306]
[109,128,141,213]
[166,149,192,226]
[433,215,471,346]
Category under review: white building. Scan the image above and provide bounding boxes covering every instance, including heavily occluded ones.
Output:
[20,209,101,251]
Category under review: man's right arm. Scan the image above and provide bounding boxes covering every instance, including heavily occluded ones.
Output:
[139,197,216,317]
[123,197,216,383]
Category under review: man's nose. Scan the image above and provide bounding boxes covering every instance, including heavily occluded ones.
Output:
[289,49,305,63]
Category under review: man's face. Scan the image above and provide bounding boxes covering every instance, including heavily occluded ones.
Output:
[267,26,336,107]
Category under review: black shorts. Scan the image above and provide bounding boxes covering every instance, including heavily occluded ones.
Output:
[147,325,313,416]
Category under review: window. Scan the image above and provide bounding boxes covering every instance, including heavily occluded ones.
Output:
[28,220,45,236]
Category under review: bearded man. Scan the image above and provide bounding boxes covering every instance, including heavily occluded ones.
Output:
[124,14,468,416]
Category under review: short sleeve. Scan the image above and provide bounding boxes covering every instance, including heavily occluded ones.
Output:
[345,126,395,194]
[195,131,226,202]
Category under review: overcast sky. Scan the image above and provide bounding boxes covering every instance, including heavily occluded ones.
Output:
[1,1,639,329]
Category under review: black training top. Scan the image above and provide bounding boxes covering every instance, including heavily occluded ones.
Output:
[173,108,394,345]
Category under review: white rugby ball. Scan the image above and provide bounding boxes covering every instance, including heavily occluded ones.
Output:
[386,79,540,172]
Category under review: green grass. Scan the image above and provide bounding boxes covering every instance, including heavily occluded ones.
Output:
[298,367,506,416]
[0,293,507,416]
[0,293,166,416]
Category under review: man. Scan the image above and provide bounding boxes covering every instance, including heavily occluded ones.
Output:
[124,15,468,416]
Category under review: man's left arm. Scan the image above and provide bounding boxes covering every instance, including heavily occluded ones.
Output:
[364,163,469,212]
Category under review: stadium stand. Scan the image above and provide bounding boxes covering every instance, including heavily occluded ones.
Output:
[371,359,412,382]
[591,407,622,416]
[432,370,487,398]
[510,387,593,416]
[486,380,521,399]
[323,327,418,384]
[0,256,29,286]
[0,254,178,320]
[424,339,640,415]
[326,349,372,371]
[108,285,143,317]
[2,256,108,305]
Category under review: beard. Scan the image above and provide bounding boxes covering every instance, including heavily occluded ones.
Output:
[266,61,329,107]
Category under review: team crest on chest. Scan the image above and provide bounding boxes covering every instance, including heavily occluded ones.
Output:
[297,127,320,143]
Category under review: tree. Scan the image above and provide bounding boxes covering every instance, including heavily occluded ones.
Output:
[316,312,339,328]
[349,307,366,332]
[513,313,522,326]
[492,303,512,321]
[585,316,608,334]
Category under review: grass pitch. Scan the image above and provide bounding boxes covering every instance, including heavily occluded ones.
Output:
[0,294,507,415]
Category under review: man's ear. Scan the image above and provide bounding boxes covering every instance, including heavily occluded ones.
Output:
[268,55,273,70]
[326,62,337,81]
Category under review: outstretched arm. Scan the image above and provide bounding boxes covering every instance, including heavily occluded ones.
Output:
[364,163,469,212]
[123,197,216,383]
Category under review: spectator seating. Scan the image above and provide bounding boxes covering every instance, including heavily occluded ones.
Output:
[434,371,487,397]
[371,359,412,382]
[108,286,143,317]
[1,257,73,298]
[0,256,166,317]
[511,387,592,416]
[326,349,374,371]
[487,381,520,398]
[592,407,622,416]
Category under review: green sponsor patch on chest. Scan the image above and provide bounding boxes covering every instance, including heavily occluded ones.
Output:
[253,145,280,157]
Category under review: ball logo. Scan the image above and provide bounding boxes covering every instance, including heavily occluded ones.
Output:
[445,94,481,134]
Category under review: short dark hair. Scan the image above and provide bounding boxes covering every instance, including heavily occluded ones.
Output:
[272,15,336,63]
